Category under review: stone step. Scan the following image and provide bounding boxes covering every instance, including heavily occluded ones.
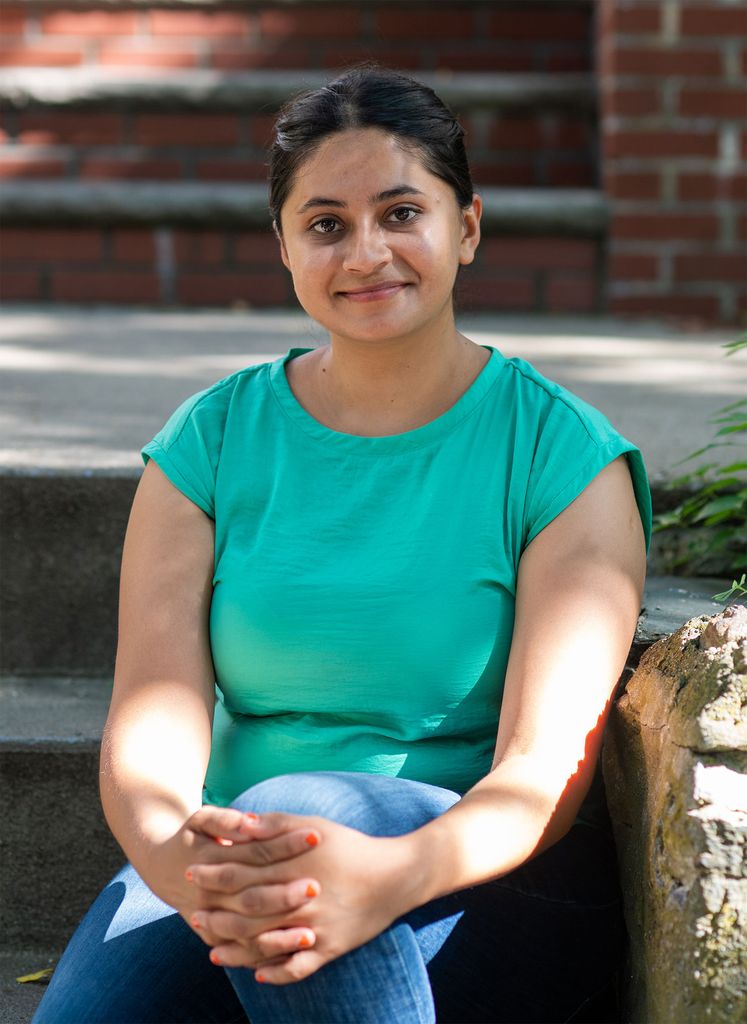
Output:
[0,67,596,114]
[0,181,607,235]
[0,578,735,956]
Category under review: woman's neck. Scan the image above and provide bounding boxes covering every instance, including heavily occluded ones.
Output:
[289,329,489,437]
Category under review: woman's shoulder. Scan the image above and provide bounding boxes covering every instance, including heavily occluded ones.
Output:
[499,353,621,446]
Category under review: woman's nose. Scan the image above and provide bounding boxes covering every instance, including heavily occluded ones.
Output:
[341,224,393,274]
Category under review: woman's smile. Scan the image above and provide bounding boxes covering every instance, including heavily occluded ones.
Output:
[338,281,410,302]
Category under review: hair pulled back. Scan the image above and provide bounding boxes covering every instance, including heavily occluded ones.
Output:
[269,64,474,234]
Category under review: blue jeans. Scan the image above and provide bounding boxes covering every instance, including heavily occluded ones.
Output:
[34,771,625,1023]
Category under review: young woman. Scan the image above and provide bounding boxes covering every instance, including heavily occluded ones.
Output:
[35,65,650,1023]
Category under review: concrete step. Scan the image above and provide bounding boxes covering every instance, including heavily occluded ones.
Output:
[0,68,596,114]
[2,308,744,677]
[0,578,738,958]
[0,181,607,235]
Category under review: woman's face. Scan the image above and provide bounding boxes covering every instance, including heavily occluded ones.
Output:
[276,128,481,347]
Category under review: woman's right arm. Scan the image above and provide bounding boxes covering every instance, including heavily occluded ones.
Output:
[100,459,223,906]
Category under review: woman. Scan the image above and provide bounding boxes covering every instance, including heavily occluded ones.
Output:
[35,65,650,1023]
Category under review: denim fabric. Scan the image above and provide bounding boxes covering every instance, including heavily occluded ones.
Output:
[34,771,625,1023]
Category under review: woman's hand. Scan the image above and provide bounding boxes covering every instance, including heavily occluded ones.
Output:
[187,813,420,984]
[146,806,323,952]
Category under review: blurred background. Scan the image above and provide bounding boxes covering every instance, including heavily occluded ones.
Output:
[0,0,745,326]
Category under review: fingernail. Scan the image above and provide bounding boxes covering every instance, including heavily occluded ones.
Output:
[191,916,202,929]
[185,869,193,882]
[215,836,233,846]
[244,812,259,822]
[298,934,312,948]
[305,883,318,898]
[256,972,266,983]
[209,951,221,966]
[305,833,318,847]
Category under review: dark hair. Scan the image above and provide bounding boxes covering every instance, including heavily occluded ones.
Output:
[269,64,474,235]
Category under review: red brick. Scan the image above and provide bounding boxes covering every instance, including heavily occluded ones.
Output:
[196,159,267,181]
[320,46,424,71]
[80,158,182,180]
[478,238,595,271]
[259,9,360,38]
[2,228,103,262]
[743,48,747,76]
[545,118,593,149]
[604,170,660,200]
[149,11,251,37]
[609,293,721,320]
[235,233,281,264]
[0,45,84,67]
[18,112,123,145]
[678,172,747,201]
[219,47,310,70]
[674,252,747,282]
[546,162,595,188]
[612,213,719,242]
[681,6,747,37]
[112,230,156,263]
[456,274,534,311]
[433,51,533,73]
[603,86,663,118]
[469,161,535,188]
[0,122,10,143]
[607,6,661,34]
[678,88,747,119]
[610,47,722,77]
[0,270,41,300]
[378,10,475,38]
[608,253,660,280]
[740,215,747,242]
[489,8,588,40]
[99,46,200,69]
[490,117,544,150]
[546,50,592,73]
[743,132,747,161]
[177,272,289,307]
[40,11,138,36]
[174,232,226,265]
[0,9,27,36]
[52,270,160,303]
[133,114,239,147]
[546,274,596,312]
[605,130,718,159]
[0,158,67,179]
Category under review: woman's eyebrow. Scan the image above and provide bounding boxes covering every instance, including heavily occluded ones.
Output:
[295,185,425,215]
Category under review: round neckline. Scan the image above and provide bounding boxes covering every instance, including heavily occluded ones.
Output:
[269,344,506,455]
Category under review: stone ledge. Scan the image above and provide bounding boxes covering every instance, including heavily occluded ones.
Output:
[0,68,596,113]
[0,181,608,234]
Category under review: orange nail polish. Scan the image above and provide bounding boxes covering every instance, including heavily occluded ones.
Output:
[256,972,266,983]
[305,883,318,898]
[185,870,193,882]
[298,934,312,948]
[209,951,221,966]
[305,833,318,847]
[244,812,259,822]
[191,917,201,929]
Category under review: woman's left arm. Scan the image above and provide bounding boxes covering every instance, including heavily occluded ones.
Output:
[408,452,647,901]
[192,454,646,979]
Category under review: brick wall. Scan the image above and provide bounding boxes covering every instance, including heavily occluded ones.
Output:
[0,1,602,312]
[597,0,747,326]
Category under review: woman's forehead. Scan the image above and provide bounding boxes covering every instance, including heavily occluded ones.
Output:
[288,129,440,203]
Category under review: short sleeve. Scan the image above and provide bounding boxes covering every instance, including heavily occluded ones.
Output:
[522,398,653,556]
[141,377,234,519]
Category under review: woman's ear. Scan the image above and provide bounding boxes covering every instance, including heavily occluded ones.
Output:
[273,220,291,271]
[458,194,482,267]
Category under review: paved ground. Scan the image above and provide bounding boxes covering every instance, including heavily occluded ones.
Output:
[1,304,744,485]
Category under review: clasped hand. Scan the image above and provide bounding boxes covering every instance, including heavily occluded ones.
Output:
[173,806,416,985]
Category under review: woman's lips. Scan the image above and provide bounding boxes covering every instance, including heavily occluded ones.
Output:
[339,282,408,303]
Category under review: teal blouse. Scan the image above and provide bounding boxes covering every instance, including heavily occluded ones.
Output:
[142,345,652,826]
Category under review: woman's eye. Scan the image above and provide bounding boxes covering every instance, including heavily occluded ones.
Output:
[389,207,418,224]
[311,218,339,234]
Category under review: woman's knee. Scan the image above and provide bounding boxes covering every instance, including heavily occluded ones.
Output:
[229,771,459,835]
